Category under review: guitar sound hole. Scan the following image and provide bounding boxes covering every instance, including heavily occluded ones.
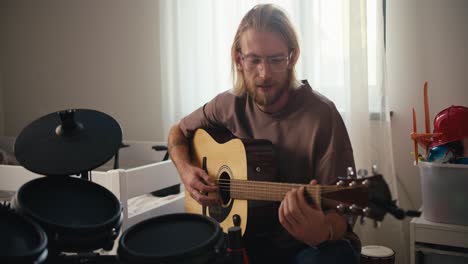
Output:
[219,171,231,205]
[209,171,233,222]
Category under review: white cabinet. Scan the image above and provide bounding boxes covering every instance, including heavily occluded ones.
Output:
[410,217,468,264]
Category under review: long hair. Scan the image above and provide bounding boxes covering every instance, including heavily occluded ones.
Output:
[230,4,301,96]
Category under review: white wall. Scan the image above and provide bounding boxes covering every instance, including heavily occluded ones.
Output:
[0,0,163,141]
[387,0,468,262]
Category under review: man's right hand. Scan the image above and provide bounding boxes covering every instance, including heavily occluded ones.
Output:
[180,164,221,207]
[167,123,221,207]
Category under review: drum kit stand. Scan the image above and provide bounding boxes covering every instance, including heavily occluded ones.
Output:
[0,109,247,264]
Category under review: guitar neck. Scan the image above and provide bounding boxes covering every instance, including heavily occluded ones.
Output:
[224,179,328,205]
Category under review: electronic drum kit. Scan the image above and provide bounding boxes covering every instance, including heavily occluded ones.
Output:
[0,109,238,264]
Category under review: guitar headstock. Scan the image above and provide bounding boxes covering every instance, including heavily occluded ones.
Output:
[322,166,421,224]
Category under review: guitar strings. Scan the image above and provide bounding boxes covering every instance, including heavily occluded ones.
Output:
[216,185,342,193]
[216,187,342,195]
[213,188,329,202]
[216,184,343,191]
[216,178,358,191]
[194,179,363,203]
[213,187,361,205]
[216,186,357,195]
[216,180,358,192]
[216,182,346,191]
[215,184,361,194]
[193,178,362,197]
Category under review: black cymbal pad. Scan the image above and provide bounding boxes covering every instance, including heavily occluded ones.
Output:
[14,109,122,176]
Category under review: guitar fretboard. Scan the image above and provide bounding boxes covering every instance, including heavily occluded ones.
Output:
[218,179,329,206]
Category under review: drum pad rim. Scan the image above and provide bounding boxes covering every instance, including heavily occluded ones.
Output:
[118,213,222,262]
[16,177,122,230]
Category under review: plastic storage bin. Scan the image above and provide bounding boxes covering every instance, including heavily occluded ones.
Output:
[418,161,468,225]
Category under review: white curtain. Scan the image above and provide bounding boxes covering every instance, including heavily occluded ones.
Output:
[345,1,406,264]
[159,0,405,262]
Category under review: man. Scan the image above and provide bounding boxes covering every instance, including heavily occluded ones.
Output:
[168,4,359,263]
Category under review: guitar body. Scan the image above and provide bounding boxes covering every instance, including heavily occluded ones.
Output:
[186,128,278,236]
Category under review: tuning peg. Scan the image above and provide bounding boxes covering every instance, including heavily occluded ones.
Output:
[362,179,371,187]
[347,167,355,179]
[362,207,371,217]
[348,204,362,214]
[357,169,368,179]
[348,181,357,187]
[336,204,347,214]
[336,180,346,187]
[371,165,378,175]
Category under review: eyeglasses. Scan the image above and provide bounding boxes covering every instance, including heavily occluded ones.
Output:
[239,53,290,73]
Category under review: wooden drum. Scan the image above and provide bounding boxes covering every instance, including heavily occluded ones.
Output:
[360,245,395,264]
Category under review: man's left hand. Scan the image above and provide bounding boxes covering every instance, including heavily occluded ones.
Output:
[278,179,330,246]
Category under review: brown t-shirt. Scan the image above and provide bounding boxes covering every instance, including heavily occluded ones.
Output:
[179,80,355,259]
[180,80,354,184]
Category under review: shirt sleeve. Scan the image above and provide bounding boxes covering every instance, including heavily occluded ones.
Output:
[179,93,224,139]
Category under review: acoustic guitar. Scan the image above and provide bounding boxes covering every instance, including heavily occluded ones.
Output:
[185,128,405,236]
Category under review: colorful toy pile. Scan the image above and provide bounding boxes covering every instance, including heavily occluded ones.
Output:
[410,82,468,164]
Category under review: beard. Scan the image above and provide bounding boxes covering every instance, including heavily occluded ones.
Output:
[246,77,289,106]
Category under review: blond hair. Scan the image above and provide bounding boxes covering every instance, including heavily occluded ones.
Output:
[231,4,301,96]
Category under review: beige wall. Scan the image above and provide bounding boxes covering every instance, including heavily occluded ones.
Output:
[0,0,163,141]
[387,0,468,262]
[0,4,5,136]
[0,72,4,136]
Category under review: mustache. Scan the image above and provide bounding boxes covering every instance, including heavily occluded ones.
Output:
[255,80,275,86]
